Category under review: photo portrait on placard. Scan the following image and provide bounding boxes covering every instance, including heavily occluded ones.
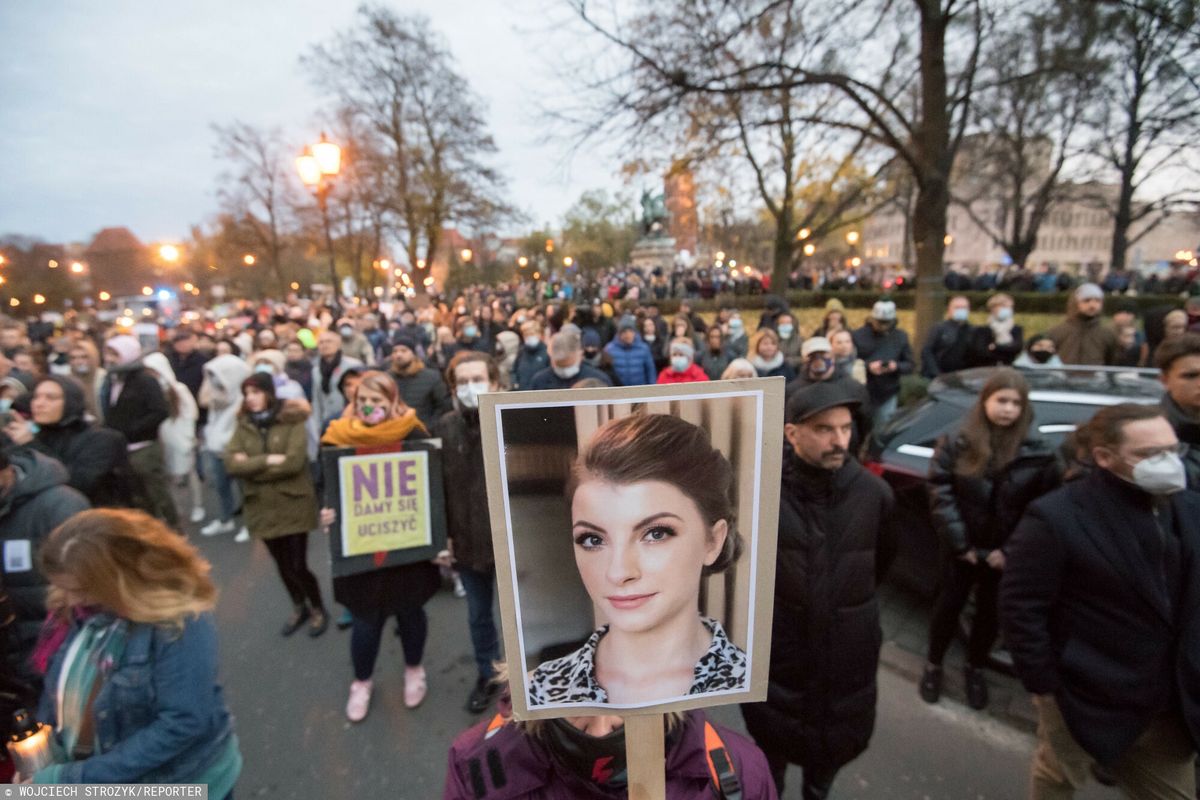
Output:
[480,380,783,717]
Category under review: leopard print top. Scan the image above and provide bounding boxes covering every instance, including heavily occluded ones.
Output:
[527,616,747,706]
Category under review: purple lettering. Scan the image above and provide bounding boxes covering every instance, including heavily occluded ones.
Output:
[383,459,393,498]
[398,461,417,496]
[351,463,377,503]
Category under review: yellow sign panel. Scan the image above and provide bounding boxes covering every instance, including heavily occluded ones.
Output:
[338,451,432,558]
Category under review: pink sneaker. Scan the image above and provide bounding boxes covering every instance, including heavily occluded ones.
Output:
[346,679,373,722]
[404,666,427,709]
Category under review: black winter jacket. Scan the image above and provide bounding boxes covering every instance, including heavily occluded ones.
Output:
[0,450,90,685]
[1000,468,1200,765]
[927,434,1060,554]
[99,364,169,445]
[1162,395,1200,490]
[850,324,914,404]
[741,452,896,770]
[389,363,453,431]
[433,408,494,574]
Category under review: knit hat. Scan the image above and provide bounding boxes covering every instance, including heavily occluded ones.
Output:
[104,334,142,366]
[801,336,833,359]
[581,329,601,349]
[618,315,638,333]
[870,300,897,321]
[669,338,695,359]
[1074,283,1103,301]
[392,332,419,353]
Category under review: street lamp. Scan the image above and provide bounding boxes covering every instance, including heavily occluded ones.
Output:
[798,228,811,241]
[944,234,954,246]
[98,291,111,302]
[243,254,256,266]
[70,261,85,274]
[563,256,574,268]
[803,243,816,257]
[845,231,860,245]
[296,132,343,300]
[158,245,180,264]
[461,248,473,263]
[517,256,529,268]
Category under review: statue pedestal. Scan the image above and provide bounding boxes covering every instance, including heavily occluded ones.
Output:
[630,236,677,272]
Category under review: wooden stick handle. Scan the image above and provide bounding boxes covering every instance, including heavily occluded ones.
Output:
[625,714,666,800]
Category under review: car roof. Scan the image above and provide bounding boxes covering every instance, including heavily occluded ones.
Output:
[929,366,1164,403]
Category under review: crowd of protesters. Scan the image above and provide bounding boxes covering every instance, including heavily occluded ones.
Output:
[0,271,1198,798]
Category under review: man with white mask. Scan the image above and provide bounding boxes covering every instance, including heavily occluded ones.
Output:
[529,330,612,390]
[433,352,504,713]
[1001,403,1200,798]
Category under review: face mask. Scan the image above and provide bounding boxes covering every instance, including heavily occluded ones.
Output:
[553,363,581,380]
[421,323,435,336]
[671,356,691,373]
[359,404,387,425]
[1129,452,1187,495]
[778,324,794,339]
[455,381,488,409]
[0,398,11,413]
[254,364,274,375]
[72,363,90,376]
[339,326,354,338]
[994,306,1014,322]
[729,320,744,334]
[808,357,834,377]
[524,336,540,349]
[463,325,478,339]
[584,348,599,359]
[643,334,655,343]
[1030,350,1054,364]
[951,308,969,323]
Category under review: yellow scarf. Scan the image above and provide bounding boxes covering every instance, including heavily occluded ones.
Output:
[321,408,426,447]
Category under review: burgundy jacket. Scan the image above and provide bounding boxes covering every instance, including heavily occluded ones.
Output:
[444,710,777,800]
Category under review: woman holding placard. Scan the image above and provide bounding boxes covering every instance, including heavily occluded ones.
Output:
[319,370,440,722]
[526,413,748,707]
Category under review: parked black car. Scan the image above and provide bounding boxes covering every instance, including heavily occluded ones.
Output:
[865,366,1164,598]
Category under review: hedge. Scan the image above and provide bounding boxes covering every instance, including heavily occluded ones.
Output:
[642,290,1187,316]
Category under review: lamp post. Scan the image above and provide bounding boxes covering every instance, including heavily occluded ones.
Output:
[296,133,342,301]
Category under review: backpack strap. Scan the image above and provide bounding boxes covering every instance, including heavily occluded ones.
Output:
[703,721,743,800]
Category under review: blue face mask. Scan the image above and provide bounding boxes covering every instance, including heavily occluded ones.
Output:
[951,308,969,323]
[778,324,794,339]
[0,398,11,413]
[670,356,691,373]
[254,364,274,375]
[463,325,478,339]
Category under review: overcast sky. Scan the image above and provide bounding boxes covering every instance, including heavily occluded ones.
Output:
[0,0,627,246]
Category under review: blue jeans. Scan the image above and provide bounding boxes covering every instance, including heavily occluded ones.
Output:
[459,566,500,680]
[872,394,899,432]
[200,450,240,523]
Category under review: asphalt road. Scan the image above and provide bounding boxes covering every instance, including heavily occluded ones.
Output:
[194,522,1112,800]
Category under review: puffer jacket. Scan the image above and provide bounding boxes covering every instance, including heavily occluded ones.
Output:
[927,434,1061,554]
[224,399,317,540]
[513,342,550,390]
[741,451,895,772]
[604,338,656,386]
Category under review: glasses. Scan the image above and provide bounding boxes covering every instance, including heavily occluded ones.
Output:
[1127,443,1187,460]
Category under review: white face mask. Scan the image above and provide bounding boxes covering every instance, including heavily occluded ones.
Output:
[455,381,489,410]
[1129,452,1187,495]
[553,363,581,380]
[994,306,1014,322]
[524,336,540,349]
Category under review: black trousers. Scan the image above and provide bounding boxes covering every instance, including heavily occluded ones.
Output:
[927,558,1001,668]
[762,747,838,800]
[262,533,324,611]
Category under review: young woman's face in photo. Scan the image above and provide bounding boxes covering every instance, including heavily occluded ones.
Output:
[571,479,727,636]
[984,388,1023,428]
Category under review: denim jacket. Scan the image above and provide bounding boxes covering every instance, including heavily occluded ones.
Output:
[37,612,235,784]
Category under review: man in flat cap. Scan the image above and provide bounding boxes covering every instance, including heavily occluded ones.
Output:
[741,381,896,800]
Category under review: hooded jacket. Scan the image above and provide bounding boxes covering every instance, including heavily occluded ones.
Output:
[200,355,252,454]
[142,352,199,475]
[741,450,895,772]
[224,399,317,540]
[100,360,170,446]
[31,376,139,508]
[0,450,90,684]
[444,709,777,799]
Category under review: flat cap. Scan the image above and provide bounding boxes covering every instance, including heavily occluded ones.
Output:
[785,380,863,423]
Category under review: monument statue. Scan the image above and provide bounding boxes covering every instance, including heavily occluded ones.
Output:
[639,189,669,237]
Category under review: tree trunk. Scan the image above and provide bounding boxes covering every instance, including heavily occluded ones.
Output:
[771,207,794,295]
[1110,169,1136,272]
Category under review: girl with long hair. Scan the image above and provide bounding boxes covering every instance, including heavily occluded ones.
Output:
[29,509,240,793]
[920,368,1060,710]
[319,370,440,721]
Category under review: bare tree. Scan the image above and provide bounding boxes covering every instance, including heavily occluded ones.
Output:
[212,122,296,294]
[953,4,1101,268]
[303,5,514,293]
[562,0,986,345]
[1088,0,1200,270]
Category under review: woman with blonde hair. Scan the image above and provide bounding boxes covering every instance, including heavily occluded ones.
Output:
[320,370,440,721]
[27,509,241,793]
